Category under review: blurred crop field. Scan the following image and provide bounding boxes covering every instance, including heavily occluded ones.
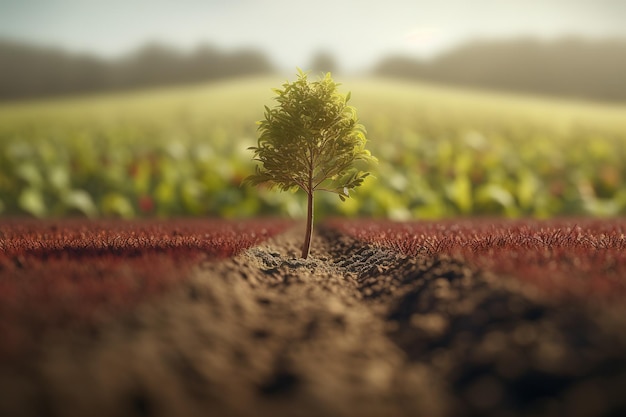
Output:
[1,76,626,219]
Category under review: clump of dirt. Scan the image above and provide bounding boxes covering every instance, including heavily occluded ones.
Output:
[1,223,626,417]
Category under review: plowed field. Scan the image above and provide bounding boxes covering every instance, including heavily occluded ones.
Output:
[1,218,625,417]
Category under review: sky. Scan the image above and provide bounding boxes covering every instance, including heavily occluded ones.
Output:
[1,0,625,72]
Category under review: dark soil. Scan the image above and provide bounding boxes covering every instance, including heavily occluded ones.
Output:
[1,223,626,417]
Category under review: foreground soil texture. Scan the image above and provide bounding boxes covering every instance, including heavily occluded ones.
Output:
[1,218,626,417]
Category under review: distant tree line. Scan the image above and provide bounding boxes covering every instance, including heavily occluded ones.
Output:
[373,37,626,102]
[0,39,275,100]
[2,37,626,102]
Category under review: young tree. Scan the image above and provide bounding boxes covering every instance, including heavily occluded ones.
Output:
[243,69,375,259]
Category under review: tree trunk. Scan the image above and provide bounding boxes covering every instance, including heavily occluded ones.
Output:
[301,190,314,259]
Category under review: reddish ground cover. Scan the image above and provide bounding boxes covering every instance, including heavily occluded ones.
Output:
[2,219,626,417]
[329,218,626,301]
[0,218,292,358]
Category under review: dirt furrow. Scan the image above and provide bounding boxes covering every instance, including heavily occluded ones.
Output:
[1,223,626,417]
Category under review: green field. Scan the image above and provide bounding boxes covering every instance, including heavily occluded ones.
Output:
[2,76,626,219]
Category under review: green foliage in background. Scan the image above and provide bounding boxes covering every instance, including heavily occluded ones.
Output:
[1,77,626,219]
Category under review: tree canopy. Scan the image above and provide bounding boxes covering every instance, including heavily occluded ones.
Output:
[244,69,375,257]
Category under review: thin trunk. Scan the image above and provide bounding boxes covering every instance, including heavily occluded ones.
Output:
[301,190,314,259]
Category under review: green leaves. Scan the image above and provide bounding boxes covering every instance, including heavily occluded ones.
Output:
[18,188,46,218]
[243,70,375,200]
[243,70,376,257]
[2,76,626,220]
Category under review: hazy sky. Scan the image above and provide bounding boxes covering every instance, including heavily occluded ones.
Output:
[1,0,625,72]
